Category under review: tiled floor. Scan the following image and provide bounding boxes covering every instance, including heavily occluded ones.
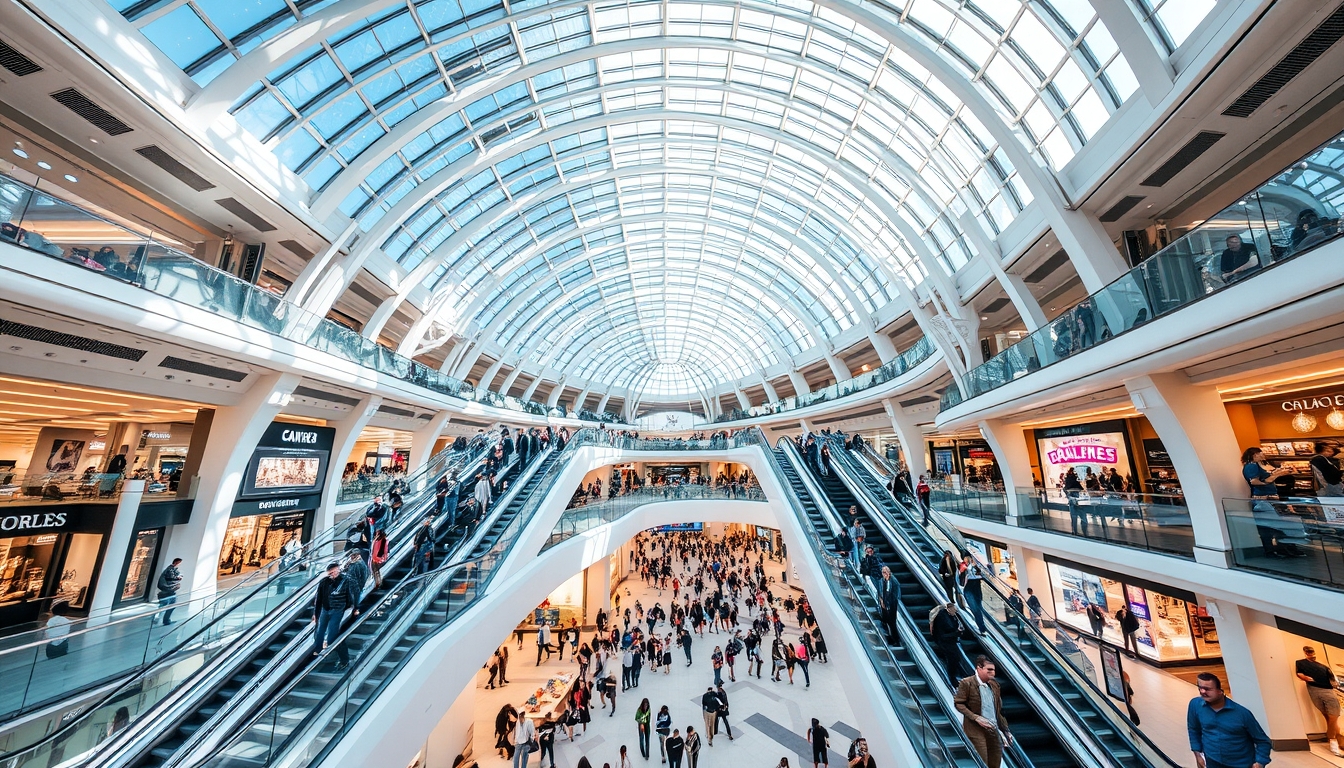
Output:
[470,542,861,768]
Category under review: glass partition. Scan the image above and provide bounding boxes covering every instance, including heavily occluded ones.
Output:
[942,129,1344,411]
[1222,497,1344,590]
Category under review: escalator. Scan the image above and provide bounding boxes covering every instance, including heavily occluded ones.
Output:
[828,441,1177,768]
[465,450,564,559]
[769,442,985,768]
[111,457,505,768]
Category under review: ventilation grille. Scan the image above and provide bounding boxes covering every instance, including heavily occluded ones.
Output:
[50,88,133,136]
[0,319,146,360]
[214,197,276,232]
[1100,195,1146,222]
[378,404,416,418]
[278,239,314,260]
[1224,4,1344,118]
[293,385,361,406]
[1141,132,1226,187]
[134,146,214,191]
[1025,250,1070,283]
[981,298,1011,313]
[0,40,42,76]
[158,355,247,381]
[347,281,383,305]
[898,395,938,407]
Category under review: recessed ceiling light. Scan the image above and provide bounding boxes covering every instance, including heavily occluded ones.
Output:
[36,161,51,170]
[64,174,78,183]
[89,138,99,144]
[980,315,988,320]
[12,148,27,159]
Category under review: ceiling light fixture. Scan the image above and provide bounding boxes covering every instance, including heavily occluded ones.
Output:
[36,161,51,170]
[64,174,78,183]
[12,148,27,159]
[1327,409,1344,432]
[1292,411,1318,433]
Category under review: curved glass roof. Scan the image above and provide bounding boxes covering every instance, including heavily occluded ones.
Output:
[111,0,1215,401]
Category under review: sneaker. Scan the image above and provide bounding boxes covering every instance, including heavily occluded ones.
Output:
[1332,741,1342,756]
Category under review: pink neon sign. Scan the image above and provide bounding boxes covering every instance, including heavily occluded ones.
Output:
[1045,444,1118,465]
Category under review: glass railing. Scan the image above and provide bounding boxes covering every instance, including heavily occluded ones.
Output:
[942,129,1344,411]
[717,336,936,423]
[833,442,1180,768]
[192,429,603,768]
[0,446,484,761]
[335,442,486,505]
[0,173,571,421]
[753,430,979,768]
[1222,497,1344,591]
[543,483,766,551]
[590,431,761,450]
[928,481,1009,522]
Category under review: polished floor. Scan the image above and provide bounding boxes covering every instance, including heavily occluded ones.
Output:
[471,556,861,768]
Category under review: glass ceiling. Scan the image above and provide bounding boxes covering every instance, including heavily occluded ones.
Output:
[112,0,1216,401]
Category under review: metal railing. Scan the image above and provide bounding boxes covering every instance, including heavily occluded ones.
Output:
[942,128,1344,410]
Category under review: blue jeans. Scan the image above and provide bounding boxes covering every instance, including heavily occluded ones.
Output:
[158,594,177,625]
[713,665,723,685]
[313,609,348,664]
[513,743,531,768]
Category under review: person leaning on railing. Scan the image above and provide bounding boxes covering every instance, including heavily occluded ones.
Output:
[1241,447,1304,559]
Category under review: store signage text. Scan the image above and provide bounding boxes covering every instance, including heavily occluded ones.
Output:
[1046,444,1118,465]
[142,431,171,440]
[280,429,320,444]
[256,498,302,510]
[1281,394,1344,412]
[0,512,69,532]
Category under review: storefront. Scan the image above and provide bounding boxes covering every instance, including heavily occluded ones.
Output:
[1225,390,1344,497]
[964,536,1016,585]
[1045,556,1220,666]
[218,421,334,579]
[926,438,1000,484]
[113,496,193,607]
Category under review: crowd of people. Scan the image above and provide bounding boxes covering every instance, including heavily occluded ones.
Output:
[484,529,875,768]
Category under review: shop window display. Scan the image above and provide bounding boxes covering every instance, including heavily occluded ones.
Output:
[120,529,161,602]
[0,535,56,606]
[53,533,99,609]
[217,512,306,577]
[1048,562,1219,664]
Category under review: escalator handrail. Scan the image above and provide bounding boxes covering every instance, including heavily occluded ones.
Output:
[830,439,1179,768]
[754,430,986,768]
[0,447,486,765]
[192,431,601,768]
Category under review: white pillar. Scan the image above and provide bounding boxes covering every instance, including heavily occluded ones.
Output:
[174,372,301,599]
[498,366,524,396]
[478,358,507,391]
[546,380,566,408]
[825,351,852,382]
[596,393,612,414]
[978,418,1035,520]
[882,399,927,480]
[1202,600,1309,751]
[584,560,611,624]
[734,388,751,410]
[760,376,780,403]
[573,387,592,414]
[1008,545,1048,597]
[787,369,810,396]
[1125,373,1244,564]
[318,395,382,532]
[89,480,145,618]
[868,331,898,364]
[410,410,453,487]
[521,376,543,403]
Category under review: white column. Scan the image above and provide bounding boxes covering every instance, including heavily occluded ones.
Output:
[760,376,780,403]
[546,380,566,408]
[521,376,543,403]
[1125,373,1244,565]
[596,393,612,414]
[882,399,927,480]
[1008,545,1048,598]
[573,387,592,414]
[410,409,452,486]
[787,369,810,396]
[498,366,524,396]
[825,351,852,382]
[174,372,301,599]
[317,395,382,532]
[584,560,611,624]
[1203,599,1309,750]
[868,331,898,364]
[978,418,1035,520]
[734,388,751,410]
[89,480,145,618]
[478,358,507,391]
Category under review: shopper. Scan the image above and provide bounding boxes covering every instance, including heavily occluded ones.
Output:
[537,713,557,768]
[1114,606,1141,657]
[1312,442,1344,497]
[513,712,536,768]
[1187,672,1271,768]
[713,684,734,740]
[370,529,388,588]
[1025,588,1043,629]
[700,687,720,745]
[665,729,685,768]
[537,620,554,665]
[636,698,652,759]
[711,646,724,686]
[795,636,811,687]
[807,718,829,768]
[156,557,183,625]
[618,745,633,768]
[1084,601,1106,639]
[1296,646,1341,755]
[931,603,965,686]
[847,736,875,768]
[875,566,900,644]
[43,601,72,658]
[684,726,701,768]
[311,562,360,669]
[959,553,986,633]
[937,551,957,603]
[954,656,1012,768]
[413,518,434,575]
[680,628,693,666]
[655,705,672,762]
[916,475,931,524]
[495,705,517,760]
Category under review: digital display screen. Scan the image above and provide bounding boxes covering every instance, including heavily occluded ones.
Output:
[254,456,320,489]
[651,523,703,533]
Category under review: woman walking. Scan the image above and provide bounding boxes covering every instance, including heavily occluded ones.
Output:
[655,705,672,762]
[495,705,517,760]
[636,698,652,759]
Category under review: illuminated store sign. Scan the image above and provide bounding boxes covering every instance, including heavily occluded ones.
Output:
[1045,443,1118,464]
[1280,394,1344,412]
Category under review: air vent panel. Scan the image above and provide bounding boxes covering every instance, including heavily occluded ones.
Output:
[135,146,214,191]
[1025,250,1071,283]
[292,385,361,406]
[0,40,42,76]
[50,88,133,136]
[0,319,146,360]
[158,356,247,382]
[278,239,314,260]
[1100,195,1146,222]
[1224,4,1344,118]
[214,198,276,232]
[377,404,416,418]
[1141,132,1225,187]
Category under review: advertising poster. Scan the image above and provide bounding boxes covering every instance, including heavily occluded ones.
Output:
[45,439,85,474]
[1100,645,1126,702]
[1037,432,1131,486]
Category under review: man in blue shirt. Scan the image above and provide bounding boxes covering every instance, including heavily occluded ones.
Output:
[1188,672,1271,768]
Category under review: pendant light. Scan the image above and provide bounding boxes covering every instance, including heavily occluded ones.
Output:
[1292,411,1318,433]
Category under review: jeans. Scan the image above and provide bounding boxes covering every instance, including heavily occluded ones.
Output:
[159,594,178,625]
[713,666,722,686]
[313,609,348,664]
[797,659,810,686]
[414,543,432,575]
[964,587,986,633]
[538,739,554,767]
[638,725,650,758]
[512,744,531,768]
[684,646,692,664]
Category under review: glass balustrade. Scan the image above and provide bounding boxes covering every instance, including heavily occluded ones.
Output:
[0,173,598,422]
[716,336,935,423]
[942,129,1344,411]
[1222,497,1344,590]
[543,483,766,551]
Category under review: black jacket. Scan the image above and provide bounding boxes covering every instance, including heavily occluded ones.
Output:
[931,608,962,644]
[314,573,360,614]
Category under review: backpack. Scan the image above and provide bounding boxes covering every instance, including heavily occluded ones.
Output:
[928,604,945,634]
